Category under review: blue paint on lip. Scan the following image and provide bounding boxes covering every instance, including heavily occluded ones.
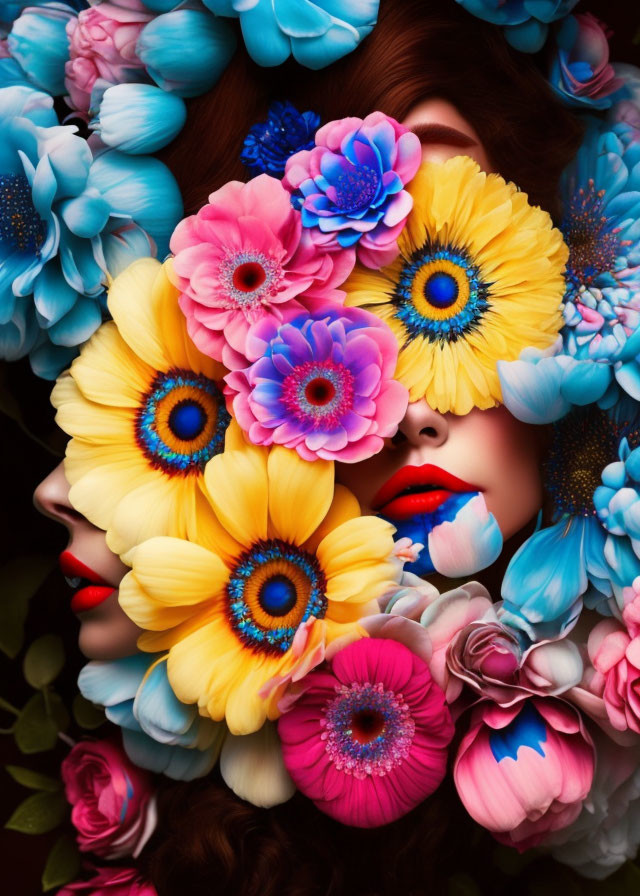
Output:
[380,492,478,576]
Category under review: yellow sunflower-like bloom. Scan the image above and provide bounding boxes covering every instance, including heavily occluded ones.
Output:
[345,156,568,415]
[51,258,230,555]
[119,441,397,735]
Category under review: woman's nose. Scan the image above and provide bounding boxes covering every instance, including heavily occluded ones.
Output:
[33,462,80,528]
[397,399,449,448]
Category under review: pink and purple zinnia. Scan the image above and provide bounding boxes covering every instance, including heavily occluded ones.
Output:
[278,638,454,828]
[224,308,408,462]
[169,174,354,369]
[283,111,421,269]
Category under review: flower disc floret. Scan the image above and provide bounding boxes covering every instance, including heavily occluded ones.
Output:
[345,155,568,415]
[51,258,228,555]
[118,440,397,735]
[169,173,353,368]
[225,307,408,462]
[283,111,421,269]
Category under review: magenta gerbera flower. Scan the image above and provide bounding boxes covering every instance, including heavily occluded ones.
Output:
[224,308,408,462]
[277,638,454,827]
[169,174,354,368]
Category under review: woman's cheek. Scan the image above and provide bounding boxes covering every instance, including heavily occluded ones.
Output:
[77,592,141,660]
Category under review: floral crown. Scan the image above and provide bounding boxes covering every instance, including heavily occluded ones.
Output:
[3,2,640,893]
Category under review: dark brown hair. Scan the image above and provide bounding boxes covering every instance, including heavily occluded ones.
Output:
[161,0,583,218]
[150,3,584,893]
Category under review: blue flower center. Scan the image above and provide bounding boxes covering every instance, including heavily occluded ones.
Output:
[259,575,297,616]
[0,173,46,254]
[169,401,207,441]
[424,271,458,308]
[335,165,379,212]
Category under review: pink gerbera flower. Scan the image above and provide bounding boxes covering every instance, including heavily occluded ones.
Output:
[278,637,454,827]
[169,174,354,368]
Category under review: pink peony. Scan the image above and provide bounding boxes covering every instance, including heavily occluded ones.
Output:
[587,582,640,733]
[58,866,156,895]
[278,637,454,828]
[169,174,353,368]
[61,739,155,859]
[64,0,151,118]
[283,111,421,269]
[224,308,408,462]
[454,699,594,850]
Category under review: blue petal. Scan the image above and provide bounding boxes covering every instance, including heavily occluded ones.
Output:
[48,295,102,347]
[122,729,218,781]
[498,356,572,423]
[28,339,77,379]
[134,659,198,744]
[59,190,111,239]
[8,5,74,96]
[77,654,154,707]
[95,84,186,155]
[33,261,77,326]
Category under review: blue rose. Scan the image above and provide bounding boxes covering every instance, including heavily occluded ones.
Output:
[455,0,579,53]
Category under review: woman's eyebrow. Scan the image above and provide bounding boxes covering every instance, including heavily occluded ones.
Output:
[408,123,477,148]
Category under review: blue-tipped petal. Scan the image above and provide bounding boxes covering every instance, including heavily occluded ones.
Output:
[59,189,111,239]
[88,150,182,258]
[8,4,75,96]
[95,84,187,154]
[33,261,78,326]
[0,297,38,360]
[100,223,153,279]
[78,654,154,707]
[498,356,572,424]
[29,339,78,379]
[122,728,219,781]
[134,659,197,744]
[560,358,612,406]
[48,295,102,347]
[137,9,236,98]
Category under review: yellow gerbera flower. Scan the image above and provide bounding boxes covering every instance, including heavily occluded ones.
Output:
[119,441,397,735]
[51,257,230,555]
[345,156,568,415]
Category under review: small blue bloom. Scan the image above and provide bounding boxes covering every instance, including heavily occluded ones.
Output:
[93,83,186,154]
[78,653,225,780]
[241,100,320,178]
[137,8,236,98]
[595,438,640,548]
[204,0,378,69]
[8,3,75,96]
[455,0,579,53]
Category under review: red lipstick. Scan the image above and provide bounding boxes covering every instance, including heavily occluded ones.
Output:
[373,464,479,520]
[60,550,115,614]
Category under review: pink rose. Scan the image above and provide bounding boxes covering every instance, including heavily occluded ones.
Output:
[587,586,640,733]
[64,1,151,117]
[62,740,155,859]
[58,866,156,895]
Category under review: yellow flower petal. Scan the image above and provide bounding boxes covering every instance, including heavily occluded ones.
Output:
[127,536,228,608]
[53,374,134,444]
[267,447,334,545]
[68,322,153,408]
[303,484,361,553]
[317,514,396,578]
[106,258,170,371]
[106,475,188,556]
[203,442,269,547]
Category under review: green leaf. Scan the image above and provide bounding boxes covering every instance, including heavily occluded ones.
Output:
[5,765,61,792]
[41,834,81,892]
[72,694,105,730]
[23,635,65,690]
[14,692,70,754]
[0,555,56,659]
[4,791,68,835]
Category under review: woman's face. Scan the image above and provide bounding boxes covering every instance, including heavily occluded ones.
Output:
[33,463,141,660]
[337,98,543,548]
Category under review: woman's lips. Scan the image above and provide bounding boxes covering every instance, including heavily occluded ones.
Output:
[372,464,479,520]
[59,550,115,614]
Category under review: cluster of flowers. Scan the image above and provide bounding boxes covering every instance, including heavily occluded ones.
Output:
[40,62,640,888]
[0,0,379,377]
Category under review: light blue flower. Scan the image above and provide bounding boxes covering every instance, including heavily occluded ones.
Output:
[501,403,640,641]
[78,653,225,780]
[92,83,186,154]
[595,438,640,550]
[7,3,75,95]
[454,0,579,53]
[0,83,182,377]
[136,8,236,97]
[1,0,84,25]
[203,0,378,69]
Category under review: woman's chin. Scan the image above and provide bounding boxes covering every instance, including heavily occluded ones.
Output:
[76,590,142,661]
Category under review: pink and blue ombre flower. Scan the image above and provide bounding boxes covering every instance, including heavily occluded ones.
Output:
[224,307,408,462]
[283,112,421,269]
[454,699,595,850]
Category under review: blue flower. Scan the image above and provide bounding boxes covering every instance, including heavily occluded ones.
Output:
[501,404,640,641]
[136,8,236,98]
[7,3,75,96]
[1,0,84,27]
[203,0,378,69]
[595,438,640,548]
[0,83,183,378]
[241,100,320,178]
[92,83,186,154]
[78,653,225,780]
[455,0,579,52]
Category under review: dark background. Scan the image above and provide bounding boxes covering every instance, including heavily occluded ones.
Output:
[1,1,639,893]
